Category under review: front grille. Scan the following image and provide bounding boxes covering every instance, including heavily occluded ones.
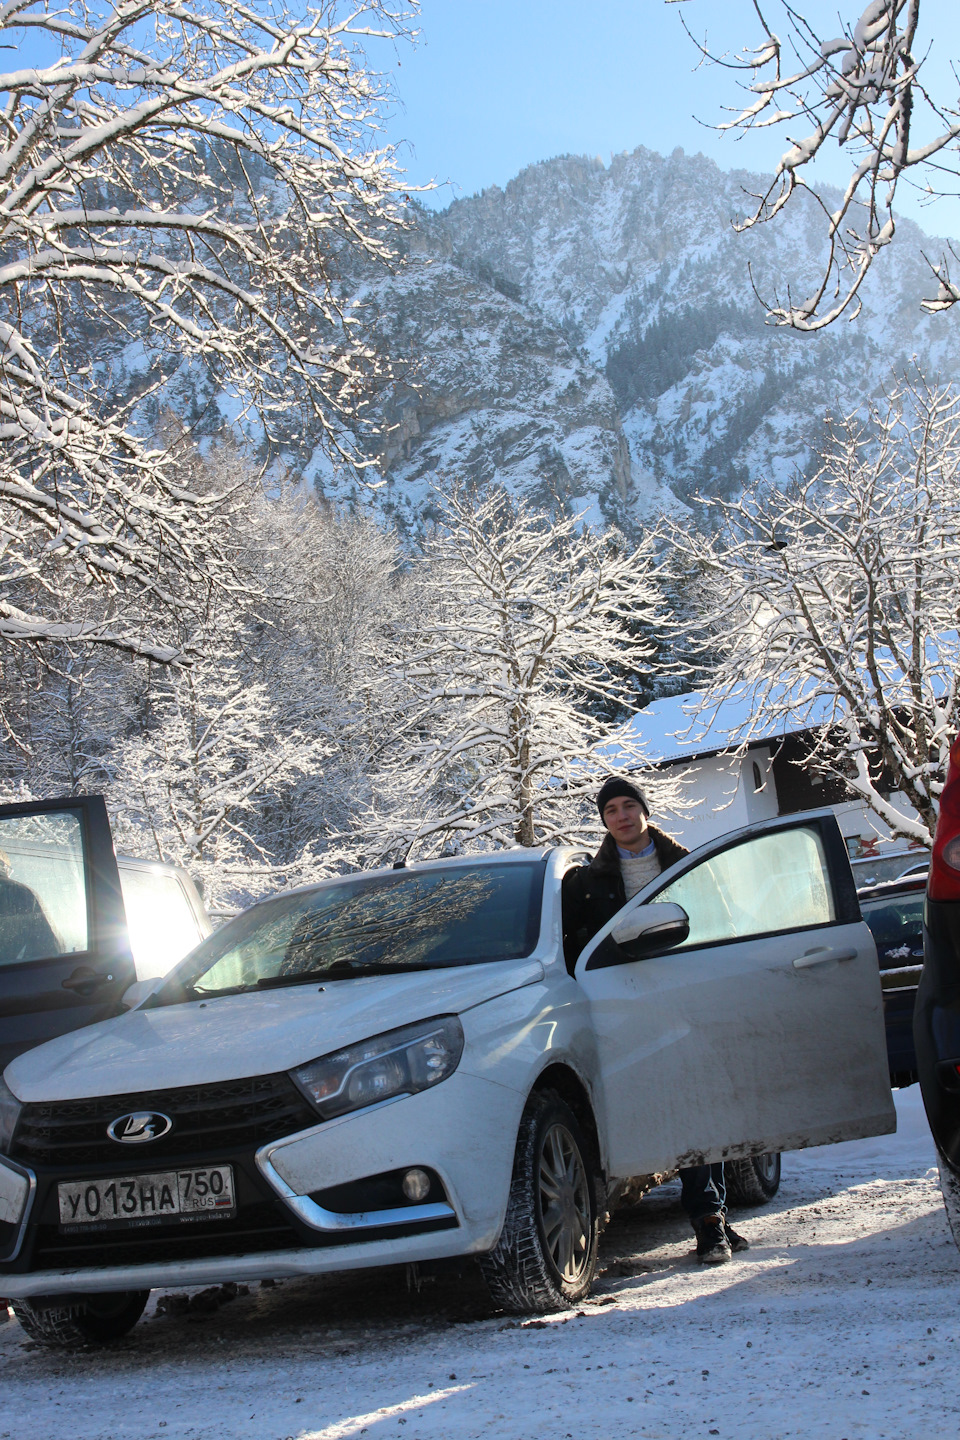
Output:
[31,1201,301,1270]
[11,1073,317,1168]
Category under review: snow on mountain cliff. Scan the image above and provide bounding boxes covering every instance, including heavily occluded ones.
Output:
[108,143,960,530]
[310,258,674,532]
[324,144,960,526]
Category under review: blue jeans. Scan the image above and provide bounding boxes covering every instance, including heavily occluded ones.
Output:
[680,1163,726,1227]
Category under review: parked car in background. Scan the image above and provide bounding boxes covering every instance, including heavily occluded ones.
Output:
[858,874,926,1088]
[916,734,960,1249]
[117,855,210,983]
[0,796,210,1072]
[849,849,927,888]
[0,810,894,1347]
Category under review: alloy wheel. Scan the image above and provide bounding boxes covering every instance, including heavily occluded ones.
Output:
[537,1121,592,1284]
[755,1152,779,1185]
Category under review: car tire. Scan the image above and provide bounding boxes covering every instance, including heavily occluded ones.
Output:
[937,1147,960,1250]
[479,1088,601,1314]
[724,1152,781,1208]
[11,1290,149,1348]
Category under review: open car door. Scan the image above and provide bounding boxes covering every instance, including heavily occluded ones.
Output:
[0,795,134,1071]
[574,811,895,1179]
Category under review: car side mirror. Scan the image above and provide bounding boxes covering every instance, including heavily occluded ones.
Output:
[120,977,162,1011]
[610,901,690,959]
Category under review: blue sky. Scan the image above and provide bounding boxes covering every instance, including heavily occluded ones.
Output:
[380,0,960,237]
[6,1,958,237]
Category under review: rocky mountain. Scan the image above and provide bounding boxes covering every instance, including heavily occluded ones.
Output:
[310,145,960,531]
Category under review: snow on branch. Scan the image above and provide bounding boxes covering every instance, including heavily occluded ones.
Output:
[678,1,960,328]
[342,486,686,865]
[109,621,328,909]
[665,369,960,843]
[0,0,415,657]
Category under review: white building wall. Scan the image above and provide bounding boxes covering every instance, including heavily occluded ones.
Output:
[657,747,778,849]
[828,795,927,884]
[655,745,925,883]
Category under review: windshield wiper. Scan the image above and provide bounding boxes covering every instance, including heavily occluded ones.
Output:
[256,966,344,990]
[175,983,249,1002]
[255,960,438,990]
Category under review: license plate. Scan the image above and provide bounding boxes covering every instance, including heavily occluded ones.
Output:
[58,1166,235,1230]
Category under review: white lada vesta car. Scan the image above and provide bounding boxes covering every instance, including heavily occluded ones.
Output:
[0,810,894,1347]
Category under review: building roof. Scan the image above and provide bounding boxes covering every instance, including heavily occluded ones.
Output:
[619,684,836,767]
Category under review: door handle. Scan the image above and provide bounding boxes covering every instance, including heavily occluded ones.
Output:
[62,965,116,996]
[792,947,858,970]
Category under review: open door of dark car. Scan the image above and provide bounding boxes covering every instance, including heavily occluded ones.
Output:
[0,796,134,1072]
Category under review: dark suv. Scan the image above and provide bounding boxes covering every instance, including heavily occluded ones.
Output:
[859,874,925,1088]
[0,795,209,1072]
[915,733,960,1243]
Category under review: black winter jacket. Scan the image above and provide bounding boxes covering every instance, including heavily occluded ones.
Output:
[561,825,689,970]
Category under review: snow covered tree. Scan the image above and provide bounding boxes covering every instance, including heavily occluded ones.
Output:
[252,491,403,699]
[0,627,145,794]
[0,433,408,889]
[7,647,123,794]
[0,0,413,659]
[676,0,960,327]
[109,629,325,907]
[668,373,960,844]
[346,488,680,864]
[236,490,406,871]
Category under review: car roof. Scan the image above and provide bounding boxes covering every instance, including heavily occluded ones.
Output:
[857,875,927,904]
[116,853,195,882]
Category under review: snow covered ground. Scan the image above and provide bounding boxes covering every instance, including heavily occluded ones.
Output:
[2,1087,958,1440]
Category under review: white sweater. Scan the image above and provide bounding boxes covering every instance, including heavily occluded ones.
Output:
[618,842,662,899]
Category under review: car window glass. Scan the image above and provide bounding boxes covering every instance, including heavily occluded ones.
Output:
[861,894,924,967]
[0,811,88,966]
[655,826,835,949]
[119,867,205,980]
[164,861,545,999]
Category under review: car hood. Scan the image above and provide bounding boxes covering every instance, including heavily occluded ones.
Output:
[4,959,545,1102]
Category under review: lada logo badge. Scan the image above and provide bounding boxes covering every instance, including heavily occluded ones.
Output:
[106,1111,173,1144]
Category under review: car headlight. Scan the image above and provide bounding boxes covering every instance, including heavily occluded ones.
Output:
[0,1075,21,1156]
[292,1015,464,1121]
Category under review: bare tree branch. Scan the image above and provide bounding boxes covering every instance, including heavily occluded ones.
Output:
[677,0,960,327]
[0,0,415,657]
[665,369,960,842]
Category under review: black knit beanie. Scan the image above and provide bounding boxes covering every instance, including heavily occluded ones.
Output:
[596,777,649,823]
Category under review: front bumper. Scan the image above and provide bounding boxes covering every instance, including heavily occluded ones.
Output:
[0,1070,523,1298]
[0,1229,494,1301]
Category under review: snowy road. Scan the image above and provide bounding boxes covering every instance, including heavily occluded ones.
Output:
[3,1088,959,1440]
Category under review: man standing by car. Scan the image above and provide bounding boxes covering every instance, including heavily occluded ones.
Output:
[562,776,750,1265]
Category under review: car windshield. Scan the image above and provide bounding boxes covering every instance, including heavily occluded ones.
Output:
[157,860,546,1000]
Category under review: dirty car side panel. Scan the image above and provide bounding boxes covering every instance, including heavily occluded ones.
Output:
[574,812,895,1177]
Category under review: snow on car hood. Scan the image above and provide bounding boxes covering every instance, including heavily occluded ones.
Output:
[4,958,545,1102]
